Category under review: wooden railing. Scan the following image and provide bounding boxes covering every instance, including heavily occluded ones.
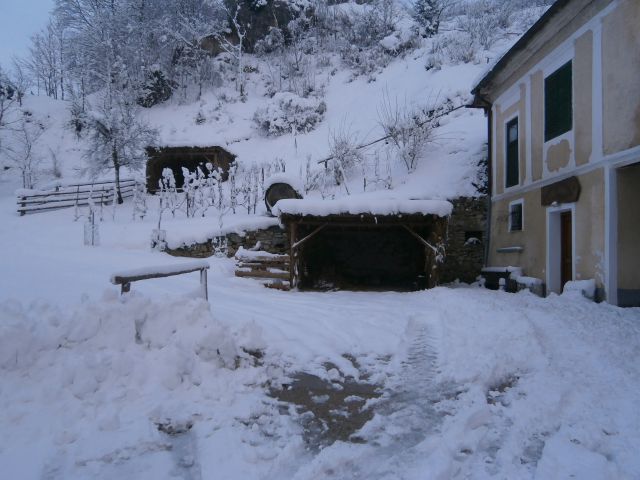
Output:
[16,178,136,216]
[110,260,210,300]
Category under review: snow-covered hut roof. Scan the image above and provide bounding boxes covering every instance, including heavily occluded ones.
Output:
[273,198,453,218]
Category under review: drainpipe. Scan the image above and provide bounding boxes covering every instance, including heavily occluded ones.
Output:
[468,93,493,268]
[484,105,493,267]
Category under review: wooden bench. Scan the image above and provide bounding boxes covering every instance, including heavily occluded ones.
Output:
[110,260,210,300]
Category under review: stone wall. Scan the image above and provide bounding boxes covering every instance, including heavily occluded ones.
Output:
[440,196,488,284]
[166,225,289,258]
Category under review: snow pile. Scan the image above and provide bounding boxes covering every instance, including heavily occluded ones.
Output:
[2,284,640,478]
[563,279,596,299]
[273,198,453,217]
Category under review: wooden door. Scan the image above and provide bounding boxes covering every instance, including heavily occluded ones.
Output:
[560,211,572,289]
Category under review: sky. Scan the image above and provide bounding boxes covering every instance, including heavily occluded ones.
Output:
[0,0,54,70]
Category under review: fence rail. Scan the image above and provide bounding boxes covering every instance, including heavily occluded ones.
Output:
[17,179,136,216]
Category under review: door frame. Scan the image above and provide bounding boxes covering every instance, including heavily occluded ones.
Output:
[546,203,576,295]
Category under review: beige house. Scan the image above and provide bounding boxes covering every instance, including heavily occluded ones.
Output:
[471,0,640,306]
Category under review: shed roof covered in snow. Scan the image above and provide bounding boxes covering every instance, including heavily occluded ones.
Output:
[273,198,453,220]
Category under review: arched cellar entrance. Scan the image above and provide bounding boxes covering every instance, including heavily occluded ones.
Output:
[146,146,235,192]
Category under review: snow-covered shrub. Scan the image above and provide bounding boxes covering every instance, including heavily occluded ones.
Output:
[132,179,147,220]
[254,27,286,56]
[378,94,427,172]
[253,92,326,136]
[327,125,364,192]
[158,168,181,218]
[430,32,477,65]
[445,32,477,63]
[456,1,506,51]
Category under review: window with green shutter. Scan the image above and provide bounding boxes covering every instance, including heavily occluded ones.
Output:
[544,61,573,141]
[506,117,519,188]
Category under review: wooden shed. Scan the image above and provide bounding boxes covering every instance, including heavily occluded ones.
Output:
[275,199,452,291]
[146,146,235,192]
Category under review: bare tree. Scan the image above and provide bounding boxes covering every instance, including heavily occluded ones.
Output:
[85,90,157,203]
[5,117,46,189]
[216,2,248,97]
[377,92,437,172]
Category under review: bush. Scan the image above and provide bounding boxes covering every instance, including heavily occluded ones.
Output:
[254,92,326,136]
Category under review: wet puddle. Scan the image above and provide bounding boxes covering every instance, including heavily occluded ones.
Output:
[269,363,381,449]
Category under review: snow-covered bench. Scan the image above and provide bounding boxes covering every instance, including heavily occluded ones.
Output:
[110,260,210,300]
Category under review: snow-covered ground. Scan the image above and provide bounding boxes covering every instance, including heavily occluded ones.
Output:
[1,194,639,479]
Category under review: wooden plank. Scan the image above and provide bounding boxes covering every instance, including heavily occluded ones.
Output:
[111,265,208,285]
[18,187,134,205]
[18,182,135,199]
[234,254,289,262]
[235,269,290,280]
[18,192,134,213]
[237,261,290,269]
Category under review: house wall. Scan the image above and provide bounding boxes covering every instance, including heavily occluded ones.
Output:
[481,0,640,302]
[602,0,640,155]
[488,168,605,288]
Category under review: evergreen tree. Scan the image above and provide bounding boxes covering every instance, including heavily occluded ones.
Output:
[413,0,443,37]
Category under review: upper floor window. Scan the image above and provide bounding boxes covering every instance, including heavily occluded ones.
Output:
[544,61,573,141]
[506,117,519,188]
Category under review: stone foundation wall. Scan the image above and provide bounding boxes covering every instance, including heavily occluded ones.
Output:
[166,225,289,258]
[440,196,488,284]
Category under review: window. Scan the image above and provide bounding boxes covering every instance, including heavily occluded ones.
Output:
[544,61,572,141]
[506,117,519,188]
[509,201,523,232]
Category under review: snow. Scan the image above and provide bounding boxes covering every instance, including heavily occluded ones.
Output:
[273,198,453,217]
[0,193,639,479]
[513,275,543,287]
[235,246,286,260]
[263,173,304,195]
[481,266,523,274]
[563,279,597,299]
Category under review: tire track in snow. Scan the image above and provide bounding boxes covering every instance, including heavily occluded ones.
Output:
[321,317,447,479]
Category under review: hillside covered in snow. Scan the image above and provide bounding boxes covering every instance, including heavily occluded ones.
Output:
[1,0,551,204]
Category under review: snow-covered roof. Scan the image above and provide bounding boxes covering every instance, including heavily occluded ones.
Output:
[273,198,453,218]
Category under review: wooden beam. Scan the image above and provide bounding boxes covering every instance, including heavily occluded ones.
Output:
[401,225,438,255]
[291,223,328,251]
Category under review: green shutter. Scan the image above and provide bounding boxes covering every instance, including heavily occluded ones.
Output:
[506,117,519,188]
[544,61,573,141]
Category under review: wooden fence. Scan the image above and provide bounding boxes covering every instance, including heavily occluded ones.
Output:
[16,178,136,216]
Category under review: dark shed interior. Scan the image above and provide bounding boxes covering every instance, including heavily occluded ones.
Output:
[281,213,448,291]
[146,146,235,192]
[299,225,429,290]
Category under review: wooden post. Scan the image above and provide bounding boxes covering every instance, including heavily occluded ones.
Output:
[200,268,208,301]
[19,196,26,216]
[289,222,298,288]
[121,282,131,294]
[425,217,447,289]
